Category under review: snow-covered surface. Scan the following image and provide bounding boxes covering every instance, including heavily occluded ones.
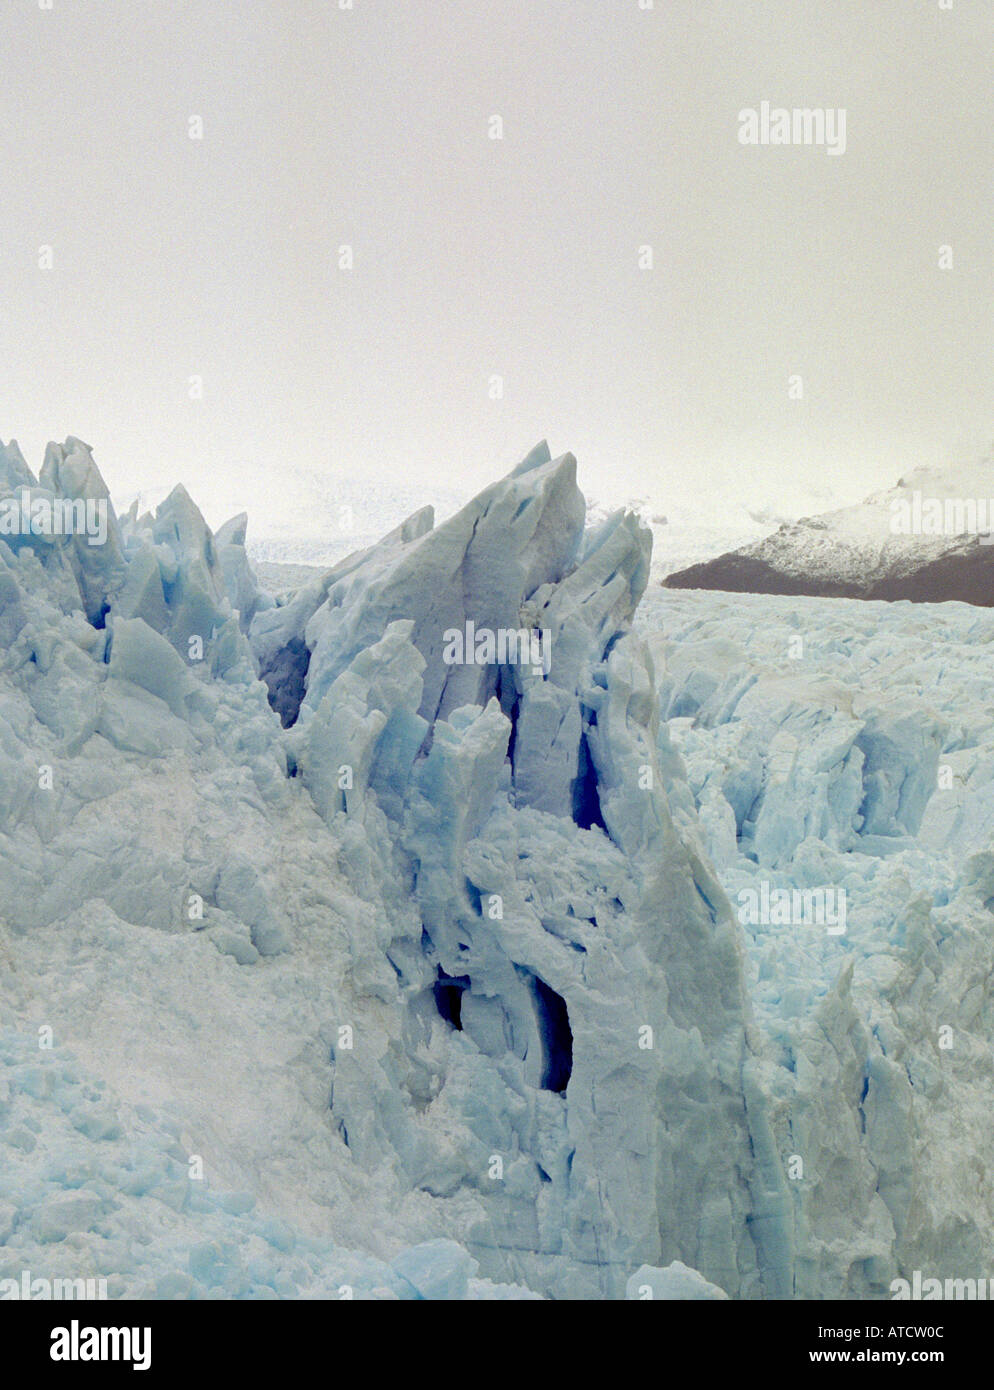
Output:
[1,434,991,1300]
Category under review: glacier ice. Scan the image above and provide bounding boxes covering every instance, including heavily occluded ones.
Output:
[0,434,991,1300]
[626,1261,730,1300]
[251,442,775,1296]
[640,584,994,1297]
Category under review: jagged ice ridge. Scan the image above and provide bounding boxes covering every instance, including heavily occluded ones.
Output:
[0,435,989,1299]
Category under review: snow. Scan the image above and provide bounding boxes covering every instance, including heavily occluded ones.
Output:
[1,432,991,1300]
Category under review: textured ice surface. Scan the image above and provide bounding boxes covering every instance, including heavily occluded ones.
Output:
[249,442,772,1297]
[0,435,990,1300]
[626,1262,730,1300]
[638,585,994,1297]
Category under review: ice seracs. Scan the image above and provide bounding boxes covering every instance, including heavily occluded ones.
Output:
[259,441,774,1296]
[0,435,778,1299]
[639,582,994,1297]
[3,433,992,1300]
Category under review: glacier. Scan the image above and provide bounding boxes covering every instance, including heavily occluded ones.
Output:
[0,434,991,1299]
[638,583,994,1297]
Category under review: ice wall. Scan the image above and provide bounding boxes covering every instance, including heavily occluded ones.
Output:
[249,442,782,1296]
[8,434,945,1299]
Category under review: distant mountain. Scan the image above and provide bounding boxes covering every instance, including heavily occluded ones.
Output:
[664,461,994,604]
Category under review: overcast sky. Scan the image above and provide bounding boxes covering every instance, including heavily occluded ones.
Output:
[1,0,992,527]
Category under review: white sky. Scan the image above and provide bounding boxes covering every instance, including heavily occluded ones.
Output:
[1,0,992,527]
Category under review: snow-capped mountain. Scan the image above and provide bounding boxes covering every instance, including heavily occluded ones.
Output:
[664,459,994,603]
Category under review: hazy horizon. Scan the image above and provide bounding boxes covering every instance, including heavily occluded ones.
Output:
[2,1,992,525]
